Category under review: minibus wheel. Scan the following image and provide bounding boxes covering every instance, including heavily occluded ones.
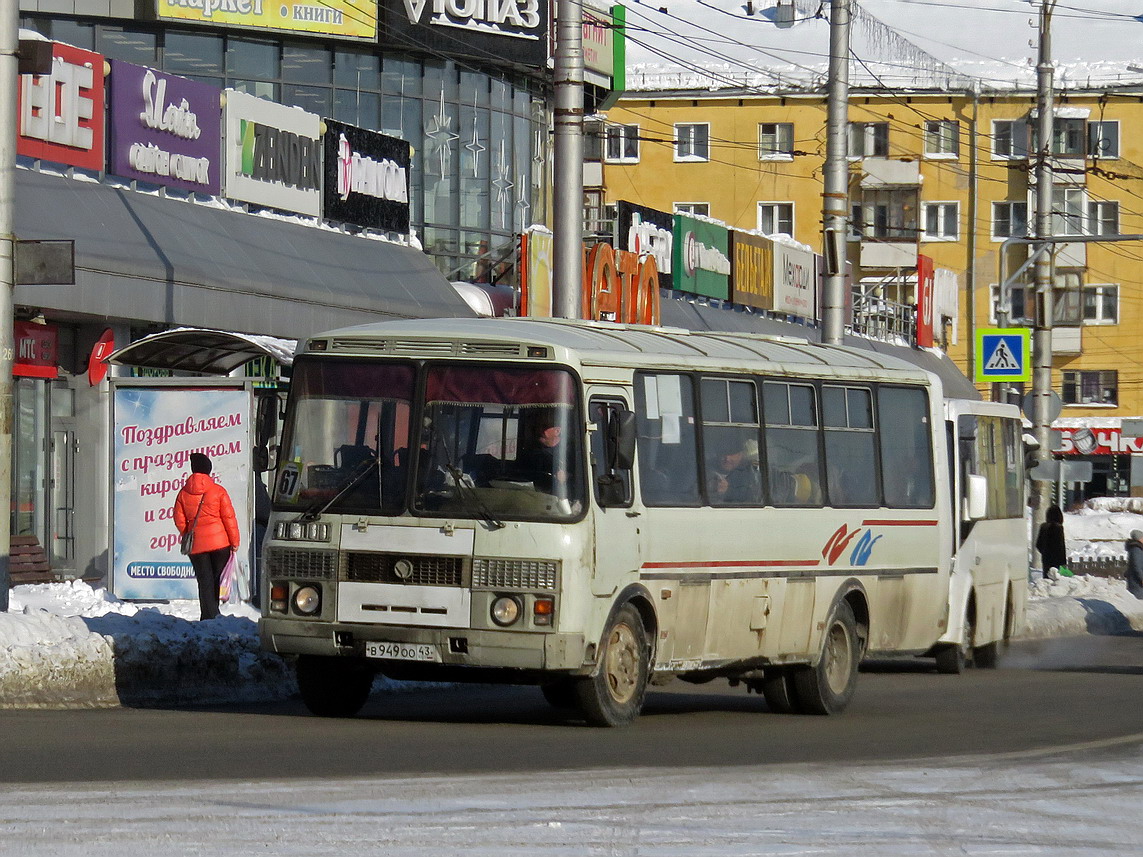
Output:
[296,654,374,717]
[936,605,974,674]
[760,668,799,714]
[791,600,860,715]
[574,605,649,727]
[974,640,1000,668]
[540,678,579,710]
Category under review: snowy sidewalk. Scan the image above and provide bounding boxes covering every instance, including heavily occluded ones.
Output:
[2,571,1143,710]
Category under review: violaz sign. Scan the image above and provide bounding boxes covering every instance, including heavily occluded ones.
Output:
[383,0,546,67]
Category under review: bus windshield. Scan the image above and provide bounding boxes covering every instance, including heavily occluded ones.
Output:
[274,359,415,516]
[412,365,585,522]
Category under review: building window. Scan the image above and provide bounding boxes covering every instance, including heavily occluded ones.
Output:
[1083,284,1119,325]
[1052,186,1085,236]
[1088,200,1119,235]
[1062,370,1117,406]
[924,120,959,157]
[1053,118,1086,157]
[859,189,918,240]
[675,203,710,217]
[758,122,794,160]
[848,122,888,158]
[674,123,710,162]
[990,283,1032,324]
[993,120,1028,159]
[605,124,639,162]
[922,202,958,241]
[849,204,863,240]
[758,202,794,236]
[1089,120,1119,159]
[992,201,1028,239]
[583,119,604,161]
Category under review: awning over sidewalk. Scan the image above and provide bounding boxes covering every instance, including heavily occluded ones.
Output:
[108,328,297,375]
[14,169,475,338]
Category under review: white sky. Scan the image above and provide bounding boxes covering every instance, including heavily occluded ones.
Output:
[624,0,1143,91]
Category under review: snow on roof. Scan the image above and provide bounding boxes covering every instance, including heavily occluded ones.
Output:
[623,0,1143,94]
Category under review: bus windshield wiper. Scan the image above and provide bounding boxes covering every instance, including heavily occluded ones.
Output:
[297,454,379,522]
[445,464,505,530]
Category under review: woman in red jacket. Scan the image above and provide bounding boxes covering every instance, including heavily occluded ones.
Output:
[173,453,240,620]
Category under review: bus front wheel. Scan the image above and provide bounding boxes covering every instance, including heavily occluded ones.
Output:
[296,655,374,717]
[575,605,649,727]
[791,600,860,715]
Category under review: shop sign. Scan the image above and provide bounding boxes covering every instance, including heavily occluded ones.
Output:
[672,214,729,300]
[1053,426,1143,456]
[88,328,115,386]
[223,90,321,216]
[916,253,935,348]
[520,227,553,317]
[108,61,221,194]
[769,240,814,318]
[381,0,547,68]
[616,200,673,290]
[729,231,773,311]
[323,119,411,233]
[13,321,58,379]
[582,242,660,325]
[583,4,615,77]
[17,42,105,171]
[156,0,378,41]
[111,386,253,600]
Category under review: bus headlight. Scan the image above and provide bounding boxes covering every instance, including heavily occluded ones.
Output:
[490,595,522,627]
[293,585,321,616]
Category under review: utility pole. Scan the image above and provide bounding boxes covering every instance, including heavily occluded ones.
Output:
[1031,0,1057,533]
[0,0,17,610]
[821,0,850,345]
[552,0,584,319]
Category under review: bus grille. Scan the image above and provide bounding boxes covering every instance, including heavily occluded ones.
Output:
[343,552,464,587]
[265,548,337,580]
[472,557,559,591]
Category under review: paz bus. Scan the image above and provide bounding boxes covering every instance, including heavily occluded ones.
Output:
[259,317,1025,725]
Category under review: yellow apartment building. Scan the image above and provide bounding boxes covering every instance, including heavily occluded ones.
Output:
[596,87,1143,498]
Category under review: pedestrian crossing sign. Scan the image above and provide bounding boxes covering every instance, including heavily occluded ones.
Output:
[975,327,1030,383]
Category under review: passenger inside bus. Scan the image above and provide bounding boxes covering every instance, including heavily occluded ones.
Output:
[515,412,567,494]
[707,437,762,504]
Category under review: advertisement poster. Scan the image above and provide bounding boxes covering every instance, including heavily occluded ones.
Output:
[108,61,222,195]
[772,240,815,319]
[157,0,378,41]
[381,0,547,68]
[223,89,321,216]
[112,386,252,601]
[323,119,411,233]
[17,42,105,171]
[729,230,774,311]
[617,200,673,290]
[672,213,729,300]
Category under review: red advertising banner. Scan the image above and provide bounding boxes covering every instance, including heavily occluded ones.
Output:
[1053,426,1143,456]
[14,321,59,379]
[916,254,935,348]
[18,42,106,171]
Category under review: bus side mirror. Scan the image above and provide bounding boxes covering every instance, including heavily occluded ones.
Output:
[610,410,636,471]
[965,474,988,521]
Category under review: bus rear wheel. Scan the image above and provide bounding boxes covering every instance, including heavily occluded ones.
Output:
[574,605,649,727]
[936,607,975,674]
[760,668,799,714]
[791,600,860,715]
[296,655,374,718]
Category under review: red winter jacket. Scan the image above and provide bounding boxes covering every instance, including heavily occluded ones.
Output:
[173,473,240,554]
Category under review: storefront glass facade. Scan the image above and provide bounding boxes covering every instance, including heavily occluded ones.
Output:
[20,16,549,281]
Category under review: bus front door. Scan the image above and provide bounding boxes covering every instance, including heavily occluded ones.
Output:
[588,395,641,597]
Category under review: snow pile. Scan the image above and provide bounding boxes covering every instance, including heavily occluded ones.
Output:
[1026,572,1143,639]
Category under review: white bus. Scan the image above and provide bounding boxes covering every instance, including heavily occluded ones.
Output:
[259,317,1018,725]
[936,398,1028,672]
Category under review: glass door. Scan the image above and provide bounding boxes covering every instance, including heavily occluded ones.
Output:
[49,381,76,572]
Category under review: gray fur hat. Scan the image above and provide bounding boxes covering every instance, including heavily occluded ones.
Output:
[1131,530,1143,542]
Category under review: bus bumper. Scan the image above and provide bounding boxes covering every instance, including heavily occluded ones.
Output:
[260,617,587,671]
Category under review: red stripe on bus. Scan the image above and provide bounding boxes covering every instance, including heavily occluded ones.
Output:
[641,559,822,569]
[861,519,939,527]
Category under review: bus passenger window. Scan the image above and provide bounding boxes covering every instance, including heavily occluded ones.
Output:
[823,386,878,507]
[763,381,822,507]
[701,377,762,506]
[635,373,700,506]
[879,387,935,508]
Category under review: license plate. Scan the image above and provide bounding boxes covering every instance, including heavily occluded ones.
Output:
[364,641,442,662]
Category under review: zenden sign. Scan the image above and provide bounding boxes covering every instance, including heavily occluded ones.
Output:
[223,90,321,216]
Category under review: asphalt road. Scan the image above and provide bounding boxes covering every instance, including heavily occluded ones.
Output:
[3,634,1142,785]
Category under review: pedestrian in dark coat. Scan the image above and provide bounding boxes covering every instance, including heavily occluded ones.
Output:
[1035,504,1067,574]
[1125,530,1143,599]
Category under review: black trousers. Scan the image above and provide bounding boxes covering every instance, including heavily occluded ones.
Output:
[190,547,231,620]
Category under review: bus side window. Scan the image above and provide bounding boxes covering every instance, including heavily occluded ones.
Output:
[634,373,700,506]
[763,381,823,507]
[822,385,878,507]
[879,387,935,508]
